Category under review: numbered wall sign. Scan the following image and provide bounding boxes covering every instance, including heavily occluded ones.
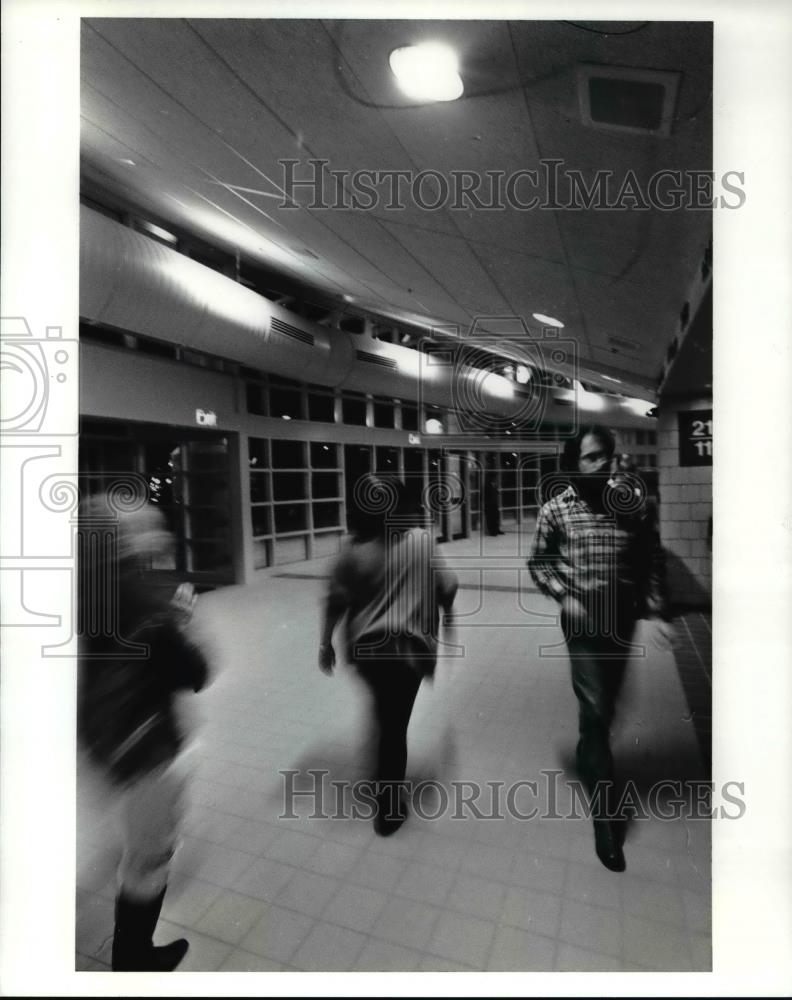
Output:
[678,409,712,466]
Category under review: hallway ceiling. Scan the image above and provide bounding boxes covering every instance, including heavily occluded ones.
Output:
[80,18,713,399]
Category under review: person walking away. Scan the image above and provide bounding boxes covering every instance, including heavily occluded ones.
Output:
[319,476,458,835]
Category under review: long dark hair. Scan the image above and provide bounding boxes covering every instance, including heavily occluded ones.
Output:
[561,424,616,472]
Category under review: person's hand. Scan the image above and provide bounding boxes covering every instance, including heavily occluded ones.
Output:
[561,593,588,632]
[171,582,197,626]
[442,609,458,649]
[318,642,335,675]
[647,616,677,651]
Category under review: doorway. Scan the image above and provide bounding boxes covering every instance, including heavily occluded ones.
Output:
[80,418,234,586]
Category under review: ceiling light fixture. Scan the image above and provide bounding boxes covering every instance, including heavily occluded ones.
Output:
[532,313,565,328]
[389,43,464,102]
[601,375,622,383]
[139,220,178,245]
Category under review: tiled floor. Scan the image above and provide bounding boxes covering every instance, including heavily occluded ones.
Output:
[76,533,711,973]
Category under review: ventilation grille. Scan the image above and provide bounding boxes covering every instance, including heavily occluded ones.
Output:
[578,64,680,137]
[270,316,315,347]
[356,350,397,371]
[608,335,639,352]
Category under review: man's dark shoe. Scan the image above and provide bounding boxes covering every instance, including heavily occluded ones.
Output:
[594,820,626,872]
[373,787,408,837]
[373,811,407,837]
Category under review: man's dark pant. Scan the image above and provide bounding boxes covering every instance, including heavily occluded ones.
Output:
[562,603,636,818]
[357,659,422,817]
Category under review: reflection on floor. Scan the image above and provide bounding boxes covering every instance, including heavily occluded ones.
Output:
[77,533,712,974]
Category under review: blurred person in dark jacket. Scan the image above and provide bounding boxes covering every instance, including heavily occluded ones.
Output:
[528,426,671,872]
[78,494,209,971]
[319,476,458,835]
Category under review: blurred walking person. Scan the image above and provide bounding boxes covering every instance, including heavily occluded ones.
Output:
[319,476,458,835]
[78,492,209,970]
[528,426,670,872]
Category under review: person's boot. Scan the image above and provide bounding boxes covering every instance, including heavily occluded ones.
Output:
[593,819,626,872]
[111,887,189,971]
[373,782,408,837]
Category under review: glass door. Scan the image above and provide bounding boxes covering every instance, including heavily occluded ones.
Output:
[80,418,234,586]
[446,452,468,540]
[171,439,232,579]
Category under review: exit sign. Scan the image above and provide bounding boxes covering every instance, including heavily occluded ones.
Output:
[678,409,712,466]
[195,408,217,427]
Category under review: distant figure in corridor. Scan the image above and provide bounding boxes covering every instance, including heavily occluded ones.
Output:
[483,458,504,536]
[78,494,209,971]
[319,476,458,835]
[528,426,670,872]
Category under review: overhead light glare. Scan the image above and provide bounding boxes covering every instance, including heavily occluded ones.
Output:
[532,313,565,329]
[622,396,655,417]
[140,220,178,245]
[389,43,464,102]
[515,364,532,384]
[601,375,622,384]
[574,380,606,412]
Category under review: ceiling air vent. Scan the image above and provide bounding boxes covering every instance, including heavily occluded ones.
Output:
[356,350,398,371]
[270,316,315,347]
[578,64,680,136]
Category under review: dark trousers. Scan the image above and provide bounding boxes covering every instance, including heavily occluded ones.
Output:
[562,606,635,817]
[357,659,422,815]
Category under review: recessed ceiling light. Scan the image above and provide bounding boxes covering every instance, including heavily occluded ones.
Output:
[389,43,463,102]
[532,313,565,328]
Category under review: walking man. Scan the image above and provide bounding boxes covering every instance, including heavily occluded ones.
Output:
[528,425,669,871]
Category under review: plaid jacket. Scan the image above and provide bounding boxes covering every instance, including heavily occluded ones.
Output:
[527,484,666,617]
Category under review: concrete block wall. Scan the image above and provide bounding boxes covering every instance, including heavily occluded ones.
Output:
[656,397,712,608]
